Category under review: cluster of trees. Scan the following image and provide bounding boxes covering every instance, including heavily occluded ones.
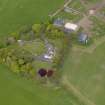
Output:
[0,48,35,77]
[45,24,65,39]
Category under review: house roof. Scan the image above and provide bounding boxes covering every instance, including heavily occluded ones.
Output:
[64,23,78,31]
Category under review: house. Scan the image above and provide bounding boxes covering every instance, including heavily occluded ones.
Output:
[53,18,64,27]
[64,23,78,32]
[78,33,88,44]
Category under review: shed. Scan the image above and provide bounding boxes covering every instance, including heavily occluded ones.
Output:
[53,18,64,27]
[78,33,88,44]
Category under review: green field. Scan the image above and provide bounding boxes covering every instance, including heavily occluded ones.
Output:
[0,0,64,35]
[0,65,83,105]
[62,39,105,105]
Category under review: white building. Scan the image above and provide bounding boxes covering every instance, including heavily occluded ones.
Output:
[89,9,95,15]
[44,54,53,59]
[64,23,78,31]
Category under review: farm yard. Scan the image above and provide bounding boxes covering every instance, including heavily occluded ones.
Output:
[0,0,105,105]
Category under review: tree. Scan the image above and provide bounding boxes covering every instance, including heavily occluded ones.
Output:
[10,61,20,73]
[32,24,41,33]
[18,58,25,65]
[10,32,19,40]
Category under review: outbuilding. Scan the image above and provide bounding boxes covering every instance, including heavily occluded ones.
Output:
[64,23,78,31]
[78,33,88,44]
[53,18,64,27]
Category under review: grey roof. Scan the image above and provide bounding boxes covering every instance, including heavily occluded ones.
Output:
[53,18,64,27]
[78,33,88,42]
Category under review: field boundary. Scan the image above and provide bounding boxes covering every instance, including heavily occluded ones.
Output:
[62,76,96,105]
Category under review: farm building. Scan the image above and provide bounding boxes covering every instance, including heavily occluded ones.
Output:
[64,23,79,32]
[78,33,88,44]
[53,18,64,27]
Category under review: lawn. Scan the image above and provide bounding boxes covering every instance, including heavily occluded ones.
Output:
[0,0,64,36]
[22,39,46,56]
[62,39,105,105]
[0,64,82,105]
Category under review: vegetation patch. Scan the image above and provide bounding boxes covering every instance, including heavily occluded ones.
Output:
[0,22,70,83]
[90,16,105,37]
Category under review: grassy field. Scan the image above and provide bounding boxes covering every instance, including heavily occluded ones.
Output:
[62,38,105,105]
[0,0,64,35]
[0,64,83,105]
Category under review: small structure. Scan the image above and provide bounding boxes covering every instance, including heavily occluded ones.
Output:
[44,50,54,60]
[64,23,78,32]
[89,9,95,15]
[44,54,53,59]
[64,7,73,13]
[78,33,88,44]
[44,43,55,61]
[64,7,79,14]
[53,18,64,27]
